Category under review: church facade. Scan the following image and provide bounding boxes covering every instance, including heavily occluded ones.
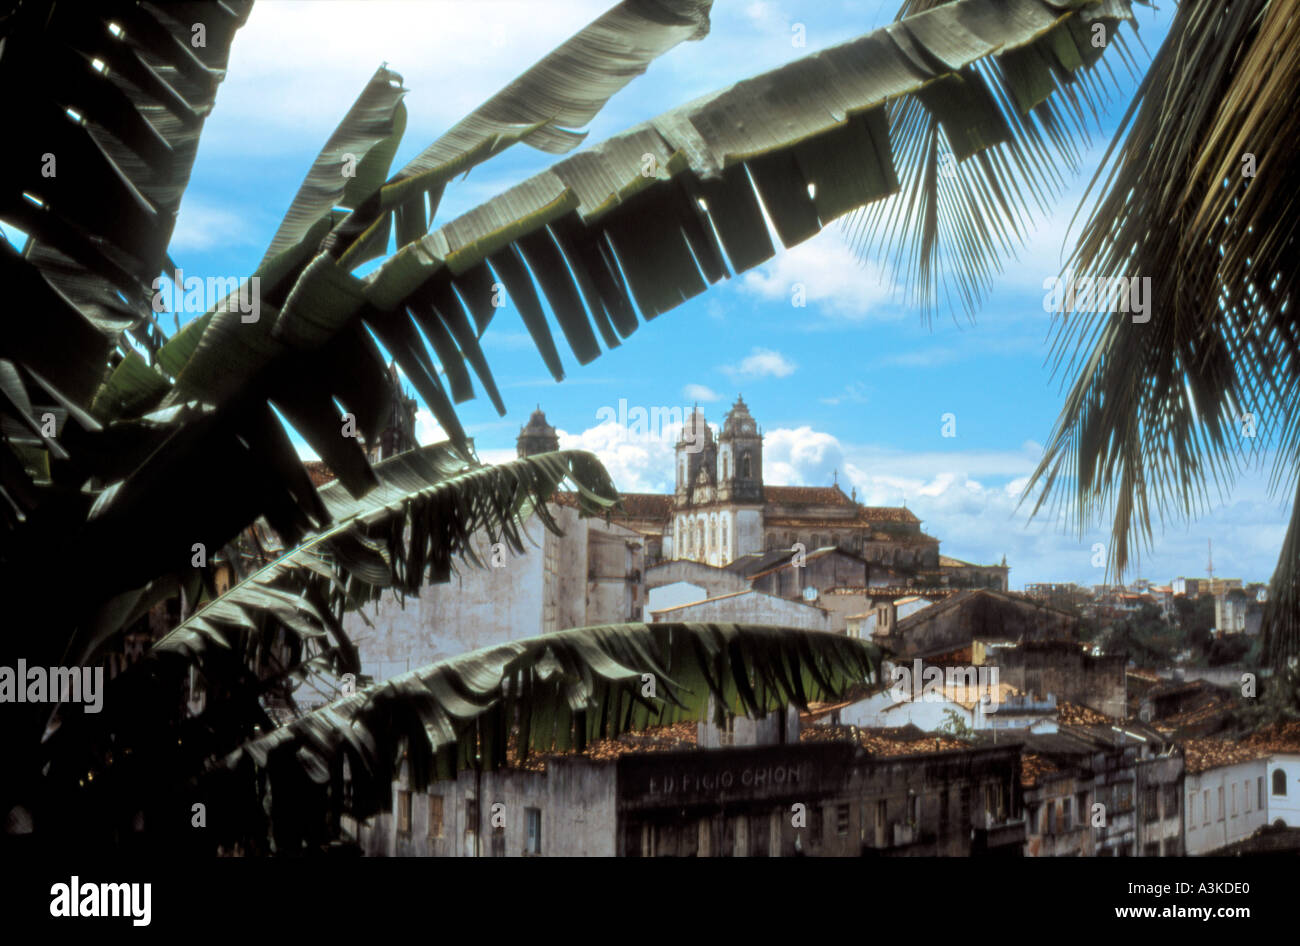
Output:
[522,398,1006,589]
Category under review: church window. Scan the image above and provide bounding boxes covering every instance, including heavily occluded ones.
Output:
[741,453,752,479]
[721,519,728,551]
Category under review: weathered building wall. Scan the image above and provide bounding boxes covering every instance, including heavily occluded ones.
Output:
[749,550,869,600]
[1023,772,1090,857]
[987,641,1127,719]
[345,505,645,682]
[1267,754,1300,827]
[644,581,707,621]
[645,560,750,599]
[361,758,618,857]
[650,590,831,631]
[344,521,548,680]
[614,742,1023,857]
[886,591,1079,660]
[1185,759,1267,855]
[1136,754,1185,856]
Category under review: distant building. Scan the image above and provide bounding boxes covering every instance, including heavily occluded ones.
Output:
[589,397,1005,589]
[872,589,1079,660]
[358,725,1027,856]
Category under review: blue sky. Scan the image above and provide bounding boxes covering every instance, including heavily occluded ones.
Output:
[46,1,1296,589]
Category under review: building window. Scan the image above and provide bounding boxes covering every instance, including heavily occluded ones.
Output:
[428,796,444,839]
[1061,797,1072,832]
[1044,800,1054,835]
[750,813,770,856]
[1258,776,1265,809]
[741,453,752,479]
[467,798,479,833]
[1143,786,1160,823]
[396,790,412,835]
[1217,786,1225,821]
[1203,790,1210,826]
[525,807,541,855]
[959,787,970,828]
[835,804,850,837]
[1245,781,1252,812]
[908,795,921,825]
[1115,782,1133,812]
[1273,769,1288,796]
[721,519,728,552]
[1231,782,1237,816]
[1162,784,1179,818]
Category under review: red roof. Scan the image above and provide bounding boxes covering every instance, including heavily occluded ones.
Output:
[303,460,336,487]
[765,485,855,506]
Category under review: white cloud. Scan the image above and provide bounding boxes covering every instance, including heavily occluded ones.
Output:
[762,426,844,487]
[740,227,901,320]
[557,421,676,494]
[683,383,721,402]
[540,414,1288,587]
[169,199,262,252]
[721,347,796,379]
[820,381,869,405]
[204,1,615,152]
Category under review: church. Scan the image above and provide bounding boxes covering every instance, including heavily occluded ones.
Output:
[519,396,1007,590]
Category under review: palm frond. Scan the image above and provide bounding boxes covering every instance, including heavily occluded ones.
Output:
[844,0,1140,323]
[149,445,618,668]
[257,0,1140,458]
[1021,0,1299,665]
[216,621,882,846]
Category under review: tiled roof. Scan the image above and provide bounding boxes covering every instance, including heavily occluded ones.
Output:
[303,460,336,487]
[858,506,921,523]
[1021,752,1062,788]
[800,724,970,756]
[553,490,672,521]
[765,485,855,506]
[510,721,699,772]
[615,492,673,520]
[1057,702,1110,726]
[1182,721,1300,774]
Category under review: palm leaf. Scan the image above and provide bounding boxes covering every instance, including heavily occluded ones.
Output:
[267,0,1139,444]
[217,622,882,841]
[1021,0,1300,667]
[150,445,619,667]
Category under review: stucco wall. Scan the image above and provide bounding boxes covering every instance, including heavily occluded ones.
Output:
[362,757,618,857]
[651,590,830,631]
[1184,759,1267,855]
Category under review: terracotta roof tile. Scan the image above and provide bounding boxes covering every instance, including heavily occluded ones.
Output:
[303,460,336,487]
[765,485,854,506]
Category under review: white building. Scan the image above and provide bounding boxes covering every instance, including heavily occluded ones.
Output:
[649,588,831,632]
[343,502,646,683]
[1184,752,1300,855]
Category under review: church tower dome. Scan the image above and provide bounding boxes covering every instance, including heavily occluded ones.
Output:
[674,405,716,499]
[516,406,559,457]
[717,394,762,503]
